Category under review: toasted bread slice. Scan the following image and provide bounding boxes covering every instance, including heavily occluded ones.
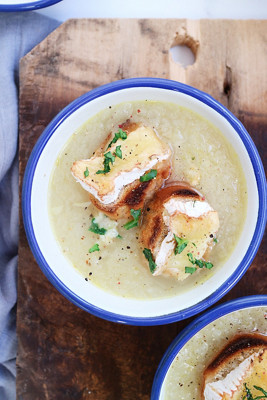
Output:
[140,182,219,279]
[71,120,172,220]
[202,334,267,400]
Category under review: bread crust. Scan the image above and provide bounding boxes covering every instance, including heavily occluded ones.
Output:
[202,333,267,399]
[140,182,202,255]
[88,163,170,220]
[76,120,172,220]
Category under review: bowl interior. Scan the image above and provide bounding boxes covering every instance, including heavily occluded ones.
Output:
[27,85,259,320]
[155,296,267,399]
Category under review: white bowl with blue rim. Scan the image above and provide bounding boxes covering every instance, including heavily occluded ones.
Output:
[0,0,62,12]
[22,78,266,326]
[151,294,267,399]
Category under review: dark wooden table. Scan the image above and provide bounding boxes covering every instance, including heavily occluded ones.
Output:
[17,19,266,399]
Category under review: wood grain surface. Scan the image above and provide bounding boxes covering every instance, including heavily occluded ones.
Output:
[17,19,266,400]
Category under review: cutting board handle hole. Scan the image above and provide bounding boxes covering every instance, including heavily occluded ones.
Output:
[169,44,195,68]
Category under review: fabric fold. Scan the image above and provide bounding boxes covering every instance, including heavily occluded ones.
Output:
[0,12,60,399]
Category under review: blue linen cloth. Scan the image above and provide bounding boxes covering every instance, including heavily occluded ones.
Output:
[0,12,59,399]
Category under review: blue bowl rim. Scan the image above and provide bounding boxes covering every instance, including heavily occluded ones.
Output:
[0,0,62,12]
[151,294,267,399]
[22,77,266,326]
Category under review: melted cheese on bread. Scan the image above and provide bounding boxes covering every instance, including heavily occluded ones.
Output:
[71,125,171,205]
[204,349,267,400]
[154,197,219,277]
[140,183,219,279]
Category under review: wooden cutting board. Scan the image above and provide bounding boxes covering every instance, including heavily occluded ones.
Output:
[18,19,267,400]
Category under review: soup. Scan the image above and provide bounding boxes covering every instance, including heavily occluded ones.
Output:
[162,306,267,400]
[48,100,247,300]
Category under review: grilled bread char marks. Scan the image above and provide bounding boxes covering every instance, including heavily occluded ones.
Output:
[71,120,172,220]
[203,334,267,400]
[140,182,219,279]
[141,183,200,252]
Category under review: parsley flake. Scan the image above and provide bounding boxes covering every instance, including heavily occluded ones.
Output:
[187,252,214,270]
[143,248,157,273]
[123,208,141,230]
[205,262,214,269]
[174,234,188,254]
[96,151,115,174]
[105,151,115,163]
[97,130,127,174]
[242,384,267,400]
[213,237,218,243]
[115,145,122,159]
[107,128,127,149]
[88,218,107,235]
[253,385,267,396]
[187,252,195,264]
[89,243,100,253]
[185,266,197,275]
[140,169,157,182]
[84,167,89,178]
[195,259,204,268]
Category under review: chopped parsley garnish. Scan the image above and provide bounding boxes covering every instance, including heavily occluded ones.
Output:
[105,151,115,164]
[96,151,115,174]
[140,169,157,182]
[107,128,127,149]
[115,145,122,159]
[195,259,204,268]
[243,385,253,400]
[173,242,214,274]
[96,129,127,174]
[185,266,197,275]
[205,262,214,269]
[123,208,141,230]
[244,384,253,400]
[243,383,267,399]
[84,167,89,178]
[143,248,157,273]
[195,259,213,269]
[117,234,123,239]
[89,243,100,253]
[187,252,195,264]
[174,234,188,254]
[187,252,214,270]
[254,385,267,397]
[213,237,218,243]
[88,218,107,235]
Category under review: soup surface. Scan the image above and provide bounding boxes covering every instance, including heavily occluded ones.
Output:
[48,100,247,299]
[163,306,267,400]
